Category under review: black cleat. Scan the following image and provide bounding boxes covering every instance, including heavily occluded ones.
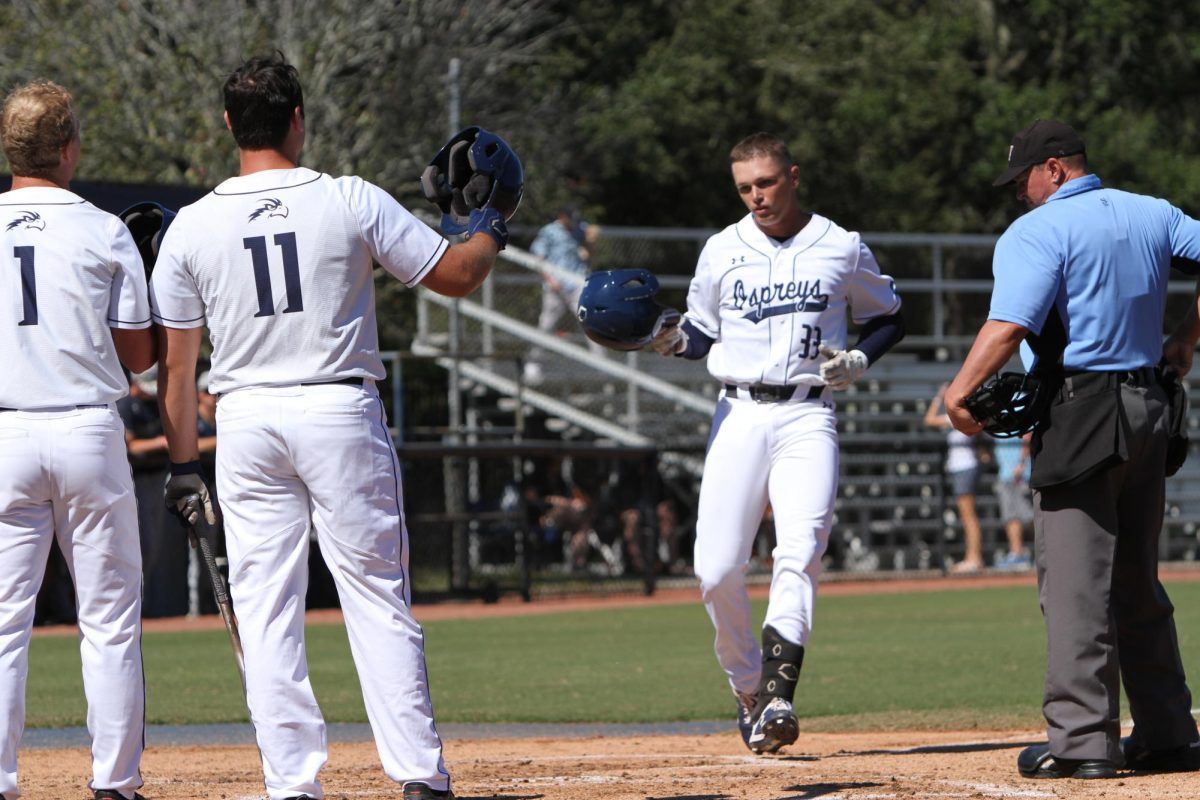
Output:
[1121,736,1200,772]
[402,782,455,799]
[1017,743,1117,779]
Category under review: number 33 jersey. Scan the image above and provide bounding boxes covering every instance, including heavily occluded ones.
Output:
[150,167,448,395]
[684,213,901,386]
[0,187,150,408]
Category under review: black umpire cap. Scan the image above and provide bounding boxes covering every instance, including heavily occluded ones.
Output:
[993,119,1086,186]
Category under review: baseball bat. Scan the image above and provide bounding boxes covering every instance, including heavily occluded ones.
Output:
[187,511,248,696]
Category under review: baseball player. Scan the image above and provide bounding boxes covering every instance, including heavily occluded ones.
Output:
[0,81,153,800]
[650,132,904,753]
[151,54,511,800]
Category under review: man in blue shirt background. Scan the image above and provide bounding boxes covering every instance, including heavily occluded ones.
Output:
[524,204,601,383]
[946,119,1200,780]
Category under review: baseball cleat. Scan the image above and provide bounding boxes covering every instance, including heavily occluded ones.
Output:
[402,782,455,799]
[735,690,756,750]
[1017,743,1117,779]
[93,791,147,800]
[1121,736,1200,772]
[747,696,799,754]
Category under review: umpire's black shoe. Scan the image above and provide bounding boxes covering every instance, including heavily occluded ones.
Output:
[402,782,455,799]
[93,791,147,800]
[1017,743,1118,779]
[1121,736,1200,772]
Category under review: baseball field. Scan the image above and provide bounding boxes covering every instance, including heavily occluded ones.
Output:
[19,573,1200,799]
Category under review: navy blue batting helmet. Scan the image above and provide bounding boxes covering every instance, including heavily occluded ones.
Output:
[577,269,670,351]
[119,201,177,276]
[420,126,523,234]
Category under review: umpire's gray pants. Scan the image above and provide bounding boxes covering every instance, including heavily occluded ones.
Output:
[1034,381,1198,761]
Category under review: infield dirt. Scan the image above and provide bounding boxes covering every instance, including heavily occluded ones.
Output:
[17,728,1199,799]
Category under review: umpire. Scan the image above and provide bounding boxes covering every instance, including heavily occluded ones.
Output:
[946,119,1200,779]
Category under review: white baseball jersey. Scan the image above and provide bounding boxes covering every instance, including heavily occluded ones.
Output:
[684,213,900,385]
[0,187,149,408]
[150,167,447,393]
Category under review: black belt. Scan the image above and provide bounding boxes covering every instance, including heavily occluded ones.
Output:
[299,377,364,387]
[1061,366,1159,398]
[0,403,107,412]
[724,383,823,403]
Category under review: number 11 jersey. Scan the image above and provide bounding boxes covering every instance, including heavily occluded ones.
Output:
[150,167,448,395]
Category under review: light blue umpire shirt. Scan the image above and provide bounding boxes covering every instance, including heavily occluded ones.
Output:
[990,174,1200,370]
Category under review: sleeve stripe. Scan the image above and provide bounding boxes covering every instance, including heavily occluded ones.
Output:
[405,238,449,287]
[151,312,205,323]
[108,316,152,325]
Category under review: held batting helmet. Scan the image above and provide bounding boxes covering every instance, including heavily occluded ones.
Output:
[577,269,671,351]
[963,370,1058,438]
[420,126,523,234]
[119,201,177,276]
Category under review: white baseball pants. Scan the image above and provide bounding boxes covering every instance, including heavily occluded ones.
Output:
[214,383,448,800]
[0,406,144,800]
[692,393,838,695]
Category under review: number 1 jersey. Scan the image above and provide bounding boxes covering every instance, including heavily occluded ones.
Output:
[0,187,150,409]
[150,168,448,395]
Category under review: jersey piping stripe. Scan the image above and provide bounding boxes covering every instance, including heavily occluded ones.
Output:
[734,226,773,261]
[151,311,205,323]
[0,200,87,206]
[107,315,152,325]
[403,239,449,288]
[211,173,322,195]
[373,393,409,609]
[783,219,831,384]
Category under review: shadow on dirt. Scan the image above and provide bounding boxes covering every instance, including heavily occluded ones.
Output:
[778,781,885,799]
[828,739,1040,758]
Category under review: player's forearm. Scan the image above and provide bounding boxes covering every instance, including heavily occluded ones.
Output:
[854,312,905,364]
[422,234,499,298]
[945,320,1028,414]
[157,326,202,462]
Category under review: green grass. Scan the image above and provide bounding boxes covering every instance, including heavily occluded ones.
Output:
[24,581,1200,730]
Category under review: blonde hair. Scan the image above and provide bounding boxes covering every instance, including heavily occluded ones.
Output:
[1,81,79,178]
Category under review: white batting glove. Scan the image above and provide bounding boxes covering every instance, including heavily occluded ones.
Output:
[818,344,869,390]
[648,310,687,356]
[164,464,217,526]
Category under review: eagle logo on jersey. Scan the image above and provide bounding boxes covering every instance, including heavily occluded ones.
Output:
[732,278,828,322]
[6,210,45,232]
[248,198,289,222]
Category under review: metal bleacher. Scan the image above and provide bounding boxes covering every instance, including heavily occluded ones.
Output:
[406,228,1200,575]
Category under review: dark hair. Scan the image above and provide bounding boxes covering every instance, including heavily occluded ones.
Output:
[223,52,304,150]
[729,132,794,167]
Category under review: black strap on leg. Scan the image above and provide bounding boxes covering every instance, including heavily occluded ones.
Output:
[756,625,805,706]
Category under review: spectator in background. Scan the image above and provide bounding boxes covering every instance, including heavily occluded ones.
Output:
[196,370,217,455]
[524,204,601,384]
[541,483,597,572]
[925,383,985,572]
[993,433,1033,570]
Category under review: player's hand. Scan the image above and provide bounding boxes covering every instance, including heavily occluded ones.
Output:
[464,206,508,250]
[818,344,868,390]
[648,310,686,356]
[164,461,216,526]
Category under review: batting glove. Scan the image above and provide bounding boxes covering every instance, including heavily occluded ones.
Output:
[818,344,869,390]
[164,461,217,526]
[648,310,687,356]
[463,206,509,250]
